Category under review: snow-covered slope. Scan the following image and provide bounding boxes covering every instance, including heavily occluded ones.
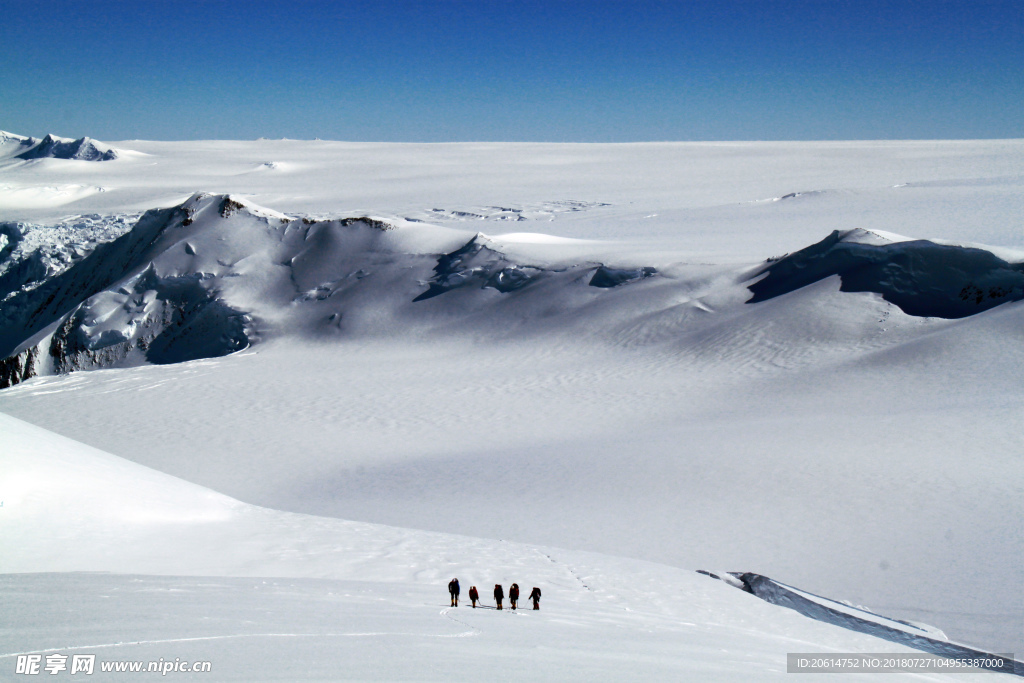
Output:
[4,193,1022,390]
[0,192,670,386]
[2,413,1015,681]
[2,132,122,162]
[1,136,1022,665]
[0,131,137,211]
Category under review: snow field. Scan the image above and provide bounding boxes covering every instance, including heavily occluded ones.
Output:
[1,413,1012,681]
[2,136,1023,674]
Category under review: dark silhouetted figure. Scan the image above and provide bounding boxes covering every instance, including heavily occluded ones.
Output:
[448,578,460,607]
[468,585,479,608]
[529,586,541,610]
[509,583,520,610]
[494,583,504,610]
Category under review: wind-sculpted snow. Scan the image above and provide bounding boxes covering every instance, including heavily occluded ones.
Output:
[747,229,1024,318]
[14,133,120,161]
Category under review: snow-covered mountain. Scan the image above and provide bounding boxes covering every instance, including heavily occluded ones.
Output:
[4,191,1021,389]
[0,192,672,386]
[3,132,121,161]
[1,134,1023,676]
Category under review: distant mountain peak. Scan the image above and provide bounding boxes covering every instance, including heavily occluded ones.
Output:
[16,133,120,161]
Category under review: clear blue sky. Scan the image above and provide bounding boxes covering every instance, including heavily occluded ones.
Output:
[2,0,1021,141]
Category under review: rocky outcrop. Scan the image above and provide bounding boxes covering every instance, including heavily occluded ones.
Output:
[0,345,40,388]
[747,230,1024,318]
[414,235,545,301]
[0,269,249,389]
[589,265,657,288]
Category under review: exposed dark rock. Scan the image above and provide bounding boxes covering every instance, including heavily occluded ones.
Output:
[747,230,1024,319]
[0,345,38,389]
[0,268,250,387]
[219,197,245,218]
[589,265,657,288]
[414,236,544,301]
[339,217,394,231]
[300,217,394,231]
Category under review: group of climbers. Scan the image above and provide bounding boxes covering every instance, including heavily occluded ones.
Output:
[448,578,541,610]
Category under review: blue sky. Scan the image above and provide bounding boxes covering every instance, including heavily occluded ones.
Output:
[2,0,1022,141]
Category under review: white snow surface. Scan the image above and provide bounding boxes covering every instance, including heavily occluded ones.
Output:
[1,137,1023,675]
[1,413,1012,681]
